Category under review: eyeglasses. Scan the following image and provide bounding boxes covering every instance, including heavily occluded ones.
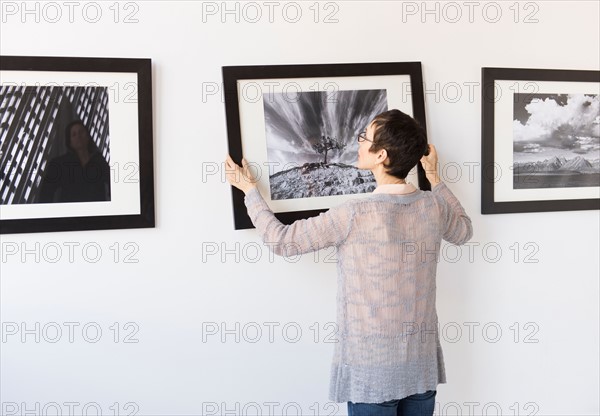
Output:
[357,131,373,143]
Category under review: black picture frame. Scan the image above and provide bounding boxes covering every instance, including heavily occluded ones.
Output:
[223,61,429,230]
[0,56,155,234]
[481,67,600,214]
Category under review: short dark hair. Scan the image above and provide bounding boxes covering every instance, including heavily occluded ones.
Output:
[65,120,95,152]
[368,109,428,180]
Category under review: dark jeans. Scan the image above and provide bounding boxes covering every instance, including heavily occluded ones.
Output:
[347,390,436,416]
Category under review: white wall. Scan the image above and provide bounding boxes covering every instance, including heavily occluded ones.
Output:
[1,1,599,415]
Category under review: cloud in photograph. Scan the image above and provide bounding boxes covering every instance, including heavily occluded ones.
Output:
[513,94,600,154]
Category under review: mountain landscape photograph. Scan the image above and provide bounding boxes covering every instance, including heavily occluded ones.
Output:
[262,88,387,200]
[512,93,600,189]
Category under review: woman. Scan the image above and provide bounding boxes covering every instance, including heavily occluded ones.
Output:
[225,109,473,416]
[39,120,111,203]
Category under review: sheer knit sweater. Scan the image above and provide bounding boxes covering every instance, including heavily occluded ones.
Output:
[243,181,473,403]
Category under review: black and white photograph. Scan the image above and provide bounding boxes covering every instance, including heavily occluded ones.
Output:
[481,67,600,214]
[0,56,155,234]
[263,89,387,200]
[1,85,112,205]
[512,93,600,189]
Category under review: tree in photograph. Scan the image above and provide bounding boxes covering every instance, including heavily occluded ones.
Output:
[312,135,346,164]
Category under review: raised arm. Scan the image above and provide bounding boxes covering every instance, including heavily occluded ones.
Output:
[244,187,353,256]
[225,154,352,256]
[433,182,473,245]
[420,144,473,245]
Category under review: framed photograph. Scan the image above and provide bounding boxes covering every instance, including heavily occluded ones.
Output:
[0,56,155,234]
[481,67,600,214]
[223,62,429,230]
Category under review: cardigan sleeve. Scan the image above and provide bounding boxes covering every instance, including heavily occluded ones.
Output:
[432,181,473,245]
[243,187,353,256]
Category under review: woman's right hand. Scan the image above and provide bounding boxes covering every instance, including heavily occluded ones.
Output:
[420,144,441,187]
[225,154,258,195]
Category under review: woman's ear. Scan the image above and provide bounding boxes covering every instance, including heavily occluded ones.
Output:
[376,148,388,164]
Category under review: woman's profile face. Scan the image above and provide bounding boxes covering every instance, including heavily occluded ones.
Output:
[69,124,89,151]
[357,121,377,170]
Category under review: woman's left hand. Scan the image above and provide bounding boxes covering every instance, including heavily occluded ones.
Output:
[225,154,257,195]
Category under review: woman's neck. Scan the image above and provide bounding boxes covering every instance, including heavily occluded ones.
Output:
[372,167,406,186]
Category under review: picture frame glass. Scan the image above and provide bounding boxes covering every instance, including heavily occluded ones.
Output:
[493,80,599,203]
[237,74,415,214]
[1,70,141,220]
